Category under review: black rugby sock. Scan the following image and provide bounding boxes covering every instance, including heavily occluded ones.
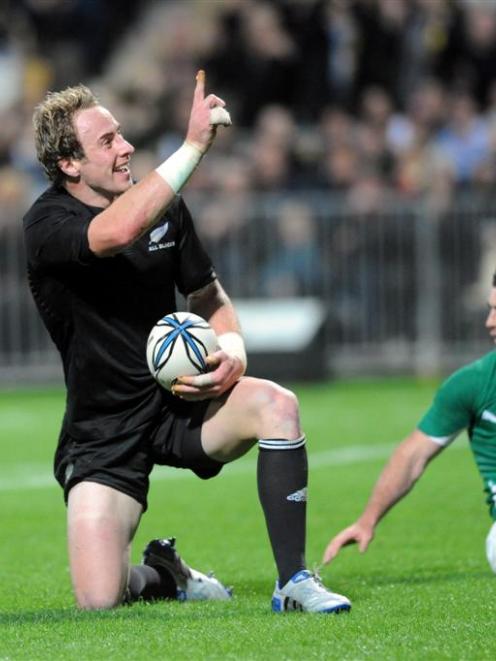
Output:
[127,564,177,602]
[257,436,308,587]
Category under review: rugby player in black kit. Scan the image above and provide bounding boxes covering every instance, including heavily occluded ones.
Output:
[23,72,351,613]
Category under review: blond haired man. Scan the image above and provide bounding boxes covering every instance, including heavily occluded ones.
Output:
[24,74,350,613]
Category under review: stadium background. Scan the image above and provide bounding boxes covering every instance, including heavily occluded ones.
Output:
[1,0,496,382]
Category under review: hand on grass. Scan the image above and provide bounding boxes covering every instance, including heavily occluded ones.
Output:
[322,521,375,565]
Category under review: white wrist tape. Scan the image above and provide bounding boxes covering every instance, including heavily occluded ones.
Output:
[210,106,232,126]
[217,331,247,371]
[155,142,203,194]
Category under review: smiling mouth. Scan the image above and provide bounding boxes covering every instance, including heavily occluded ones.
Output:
[114,165,130,174]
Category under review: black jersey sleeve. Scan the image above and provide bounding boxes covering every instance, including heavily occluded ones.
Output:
[24,200,96,268]
[174,197,217,296]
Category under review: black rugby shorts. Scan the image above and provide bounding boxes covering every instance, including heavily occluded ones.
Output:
[54,399,223,511]
[150,397,224,481]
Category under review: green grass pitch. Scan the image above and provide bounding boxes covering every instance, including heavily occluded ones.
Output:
[1,378,496,659]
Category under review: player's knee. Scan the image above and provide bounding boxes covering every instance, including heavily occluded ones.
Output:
[240,377,300,433]
[76,590,124,610]
[72,568,127,610]
[269,383,299,422]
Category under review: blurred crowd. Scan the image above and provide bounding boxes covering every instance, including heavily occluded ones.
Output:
[2,0,496,306]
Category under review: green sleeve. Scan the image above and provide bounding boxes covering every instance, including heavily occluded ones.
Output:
[418,363,479,442]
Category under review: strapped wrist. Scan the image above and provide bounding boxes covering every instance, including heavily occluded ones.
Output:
[217,331,247,373]
[155,141,203,194]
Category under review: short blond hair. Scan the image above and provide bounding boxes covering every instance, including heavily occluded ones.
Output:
[33,84,99,186]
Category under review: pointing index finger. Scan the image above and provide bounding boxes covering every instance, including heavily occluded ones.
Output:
[195,69,205,101]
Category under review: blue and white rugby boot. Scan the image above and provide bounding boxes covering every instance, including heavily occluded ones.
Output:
[271,569,351,613]
[142,537,232,601]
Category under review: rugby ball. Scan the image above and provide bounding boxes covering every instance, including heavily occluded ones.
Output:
[146,311,218,390]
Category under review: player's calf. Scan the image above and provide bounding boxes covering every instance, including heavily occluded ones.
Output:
[486,522,496,573]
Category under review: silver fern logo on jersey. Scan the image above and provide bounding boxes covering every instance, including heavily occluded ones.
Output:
[149,222,175,251]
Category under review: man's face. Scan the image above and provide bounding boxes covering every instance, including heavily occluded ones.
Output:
[70,105,135,204]
[486,287,496,343]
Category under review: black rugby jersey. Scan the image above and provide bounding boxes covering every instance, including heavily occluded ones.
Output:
[23,186,216,440]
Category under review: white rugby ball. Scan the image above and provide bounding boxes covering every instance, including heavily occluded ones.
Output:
[146,311,218,390]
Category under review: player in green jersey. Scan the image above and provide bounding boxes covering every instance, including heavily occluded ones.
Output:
[323,272,496,573]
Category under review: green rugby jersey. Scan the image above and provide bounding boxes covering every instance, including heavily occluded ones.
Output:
[418,350,496,520]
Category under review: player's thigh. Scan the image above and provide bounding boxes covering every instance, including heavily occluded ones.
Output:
[201,376,300,461]
[67,481,143,608]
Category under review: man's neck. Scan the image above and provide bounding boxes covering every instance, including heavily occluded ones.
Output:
[63,181,115,208]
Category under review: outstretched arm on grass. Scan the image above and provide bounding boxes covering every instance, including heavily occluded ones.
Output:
[322,429,444,564]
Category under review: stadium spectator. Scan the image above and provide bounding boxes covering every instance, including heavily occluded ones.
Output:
[351,0,410,108]
[360,86,393,131]
[249,139,293,192]
[318,143,359,191]
[434,91,491,187]
[23,75,351,614]
[16,0,143,83]
[260,200,323,297]
[395,0,452,105]
[321,0,357,109]
[204,1,298,127]
[323,271,496,574]
[436,0,496,108]
[191,155,254,292]
[407,78,448,137]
